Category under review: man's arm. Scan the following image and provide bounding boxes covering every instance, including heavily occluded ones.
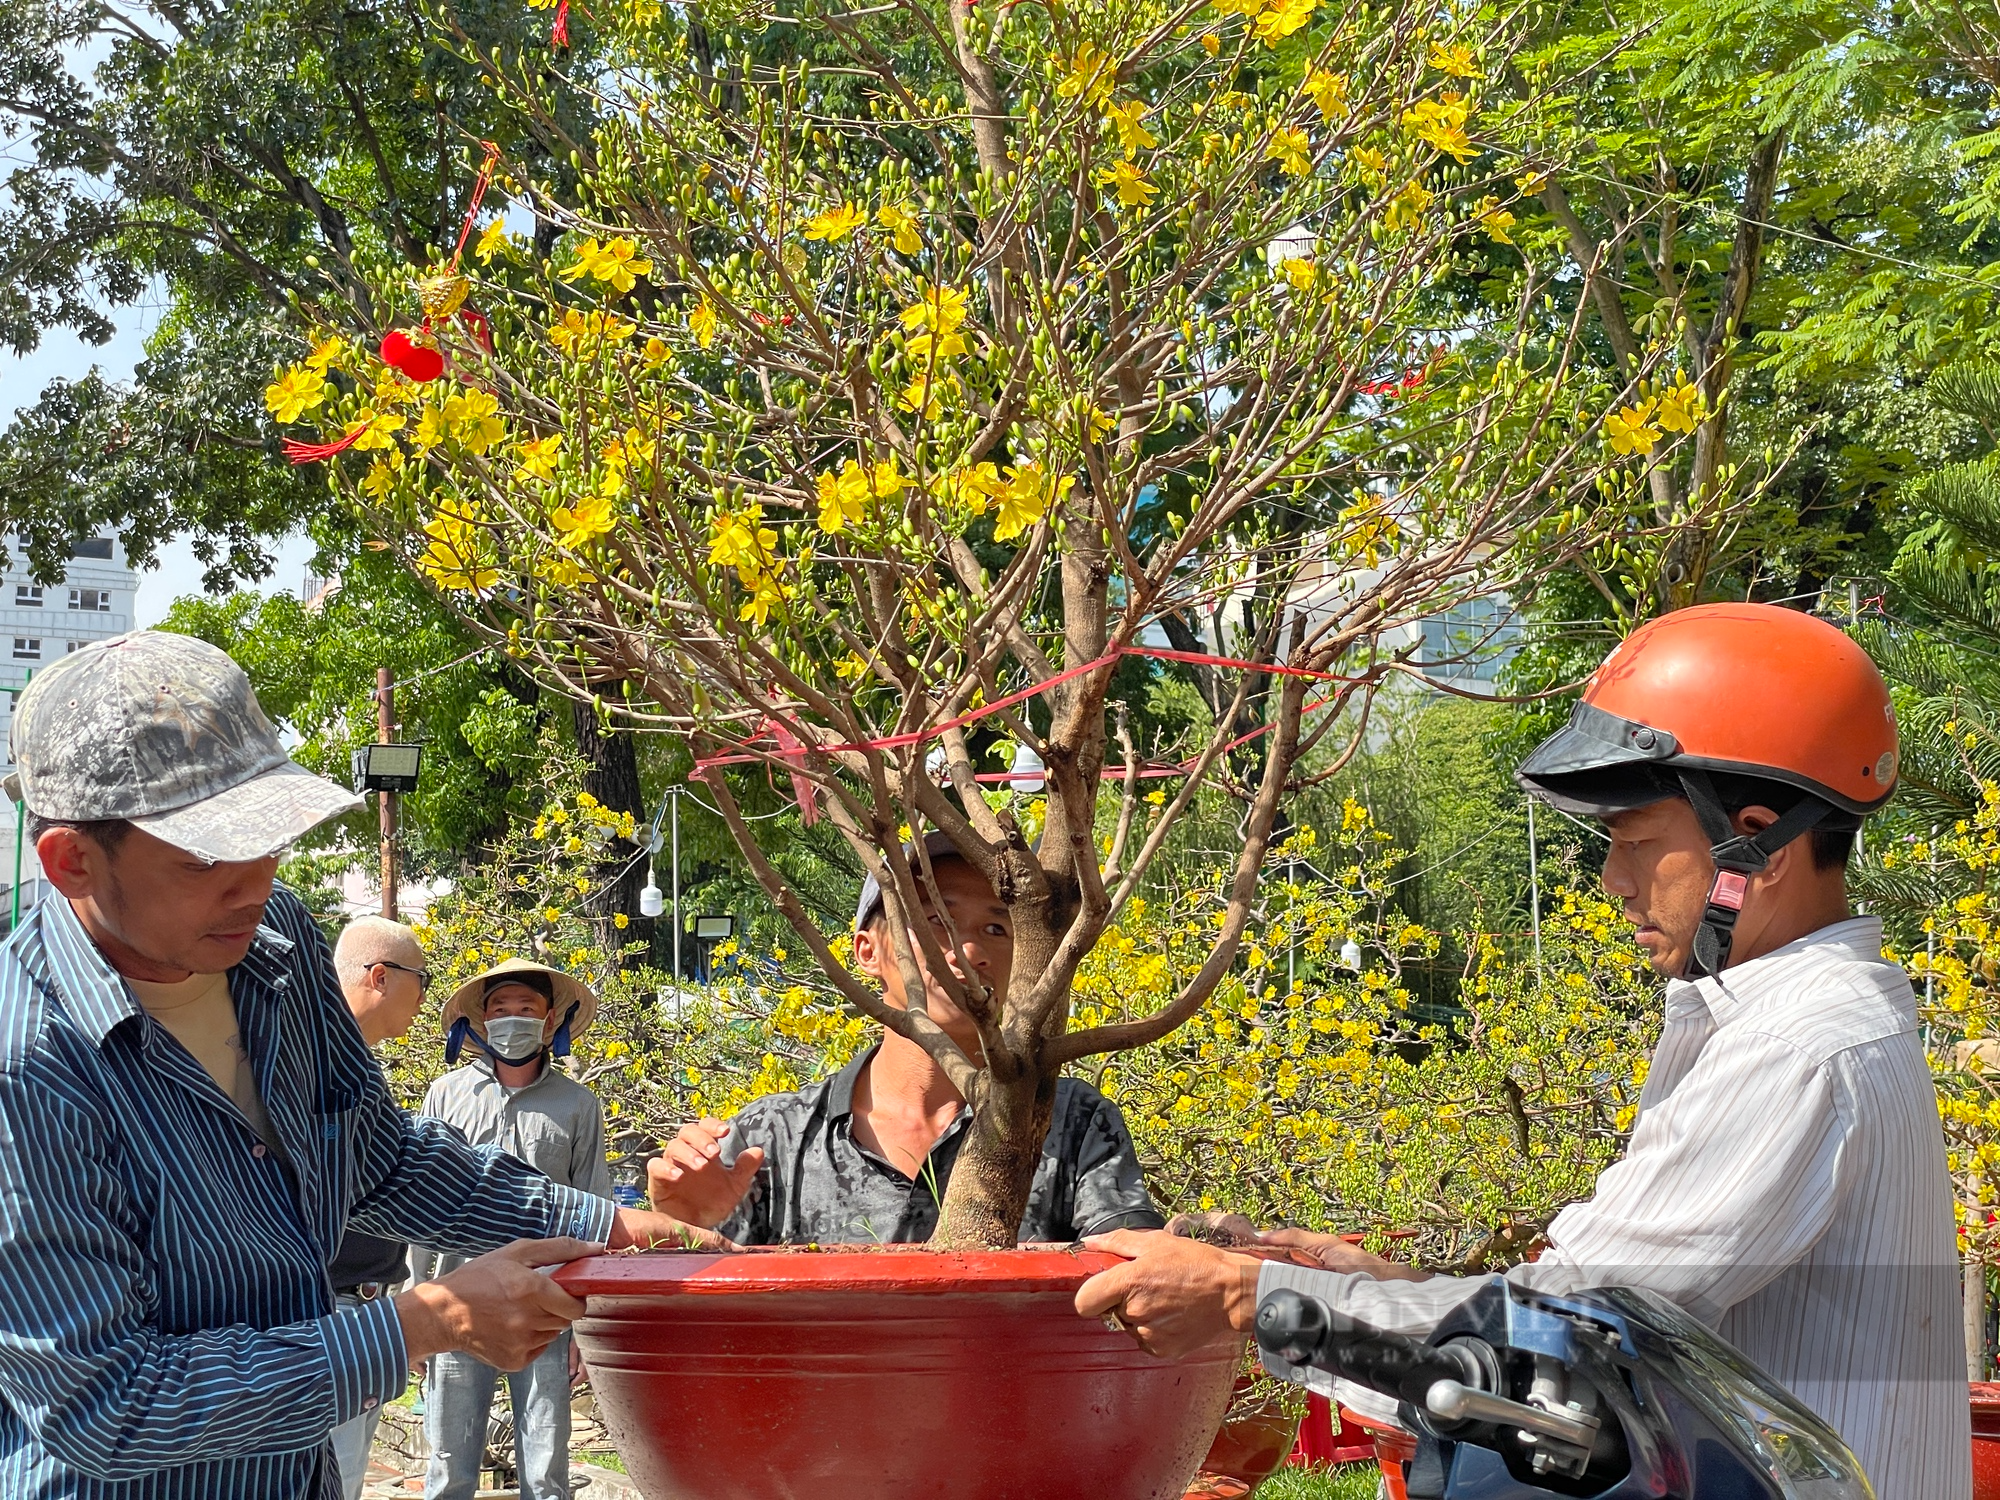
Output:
[0,1074,408,1477]
[1068,1090,1166,1236]
[575,1094,612,1201]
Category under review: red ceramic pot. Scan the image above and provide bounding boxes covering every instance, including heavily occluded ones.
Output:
[556,1248,1241,1500]
[1973,1382,2000,1500]
[1339,1405,1418,1500]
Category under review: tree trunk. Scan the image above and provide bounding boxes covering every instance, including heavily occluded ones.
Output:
[931,1060,1057,1250]
[571,699,654,960]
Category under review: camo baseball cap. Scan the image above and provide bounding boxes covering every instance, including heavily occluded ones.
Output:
[7,630,364,863]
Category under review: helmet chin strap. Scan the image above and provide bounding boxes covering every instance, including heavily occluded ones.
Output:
[1677,770,1833,979]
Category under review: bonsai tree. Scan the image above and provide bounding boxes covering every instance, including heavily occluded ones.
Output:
[275,0,1631,1248]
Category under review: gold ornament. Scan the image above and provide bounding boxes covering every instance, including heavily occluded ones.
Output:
[417,272,471,320]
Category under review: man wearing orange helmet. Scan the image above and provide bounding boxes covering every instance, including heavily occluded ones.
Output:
[1075,604,1967,1500]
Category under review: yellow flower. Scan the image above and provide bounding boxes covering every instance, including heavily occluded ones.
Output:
[304,336,345,373]
[418,498,498,592]
[1402,94,1474,163]
[738,571,788,627]
[518,433,563,480]
[552,491,617,549]
[473,220,513,263]
[613,912,631,930]
[688,297,720,350]
[351,408,405,452]
[1087,405,1117,440]
[1097,159,1159,208]
[1251,0,1315,44]
[1200,32,1221,55]
[876,202,923,254]
[899,368,961,418]
[1427,42,1480,77]
[947,461,1004,514]
[558,236,653,294]
[264,367,327,423]
[1384,180,1434,231]
[642,335,673,368]
[409,405,447,452]
[1281,256,1317,290]
[1604,400,1662,456]
[1056,44,1117,106]
[900,282,970,336]
[1266,126,1313,176]
[708,504,778,582]
[905,328,968,362]
[1514,170,1549,195]
[1474,194,1516,245]
[1106,100,1157,155]
[1303,69,1349,121]
[1656,378,1704,434]
[1350,145,1388,183]
[993,462,1074,541]
[360,452,402,501]
[443,388,505,455]
[816,457,902,533]
[549,309,636,354]
[629,0,659,24]
[803,202,867,242]
[834,652,870,681]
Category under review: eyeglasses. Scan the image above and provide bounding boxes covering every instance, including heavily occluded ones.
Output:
[375,960,432,993]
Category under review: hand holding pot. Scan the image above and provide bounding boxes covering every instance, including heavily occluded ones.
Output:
[395,1237,597,1372]
[1255,1226,1424,1280]
[1075,1228,1262,1360]
[646,1117,765,1228]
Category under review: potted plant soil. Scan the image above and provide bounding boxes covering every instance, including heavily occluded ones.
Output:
[280,0,1620,1488]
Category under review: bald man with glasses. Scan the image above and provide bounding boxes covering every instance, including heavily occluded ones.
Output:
[326,916,431,1500]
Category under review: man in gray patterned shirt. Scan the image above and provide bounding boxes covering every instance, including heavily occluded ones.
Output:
[648,834,1163,1244]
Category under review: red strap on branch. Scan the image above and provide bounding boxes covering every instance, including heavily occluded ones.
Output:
[691,643,1366,780]
[449,142,502,270]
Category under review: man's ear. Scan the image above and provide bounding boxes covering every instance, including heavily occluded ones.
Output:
[36,828,100,901]
[852,923,885,980]
[1732,805,1796,883]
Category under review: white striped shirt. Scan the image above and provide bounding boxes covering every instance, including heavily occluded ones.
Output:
[1260,917,1970,1500]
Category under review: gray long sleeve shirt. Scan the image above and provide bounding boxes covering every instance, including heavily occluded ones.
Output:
[409,1057,612,1284]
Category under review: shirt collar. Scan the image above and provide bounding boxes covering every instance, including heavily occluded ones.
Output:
[1667,914,1886,1027]
[825,1043,882,1120]
[37,893,296,1048]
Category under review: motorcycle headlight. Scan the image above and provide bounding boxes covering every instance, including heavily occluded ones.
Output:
[1601,1288,1876,1500]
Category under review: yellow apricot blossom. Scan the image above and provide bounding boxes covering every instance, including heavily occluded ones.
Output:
[1251,0,1316,44]
[946,461,1004,514]
[738,571,788,627]
[517,433,563,480]
[304,336,345,373]
[558,236,653,294]
[708,504,778,582]
[1281,256,1318,290]
[474,220,513,263]
[1474,195,1516,245]
[1383,180,1434,231]
[264,367,326,423]
[361,451,403,501]
[443,388,506,455]
[1656,378,1704,434]
[350,408,405,452]
[1403,94,1474,163]
[552,492,617,549]
[1604,400,1662,456]
[899,368,961,418]
[992,463,1074,541]
[1266,126,1313,176]
[549,309,636,355]
[803,202,867,242]
[876,201,923,254]
[1303,69,1349,121]
[1097,159,1159,208]
[1427,42,1480,77]
[900,282,970,336]
[1106,100,1157,155]
[1056,44,1117,106]
[418,498,497,591]
[689,298,719,349]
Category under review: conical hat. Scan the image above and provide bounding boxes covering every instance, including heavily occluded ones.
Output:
[441,955,598,1045]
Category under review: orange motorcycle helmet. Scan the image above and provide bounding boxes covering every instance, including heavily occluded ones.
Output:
[1516,603,1897,976]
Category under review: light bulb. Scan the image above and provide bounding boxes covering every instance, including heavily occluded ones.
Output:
[639,883,665,918]
[1340,938,1363,971]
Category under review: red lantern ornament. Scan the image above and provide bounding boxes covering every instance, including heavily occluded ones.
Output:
[379,329,444,383]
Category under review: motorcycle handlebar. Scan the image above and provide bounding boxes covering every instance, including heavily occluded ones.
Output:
[1255,1289,1478,1406]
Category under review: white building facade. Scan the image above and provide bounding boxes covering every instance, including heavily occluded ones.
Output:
[0,537,139,921]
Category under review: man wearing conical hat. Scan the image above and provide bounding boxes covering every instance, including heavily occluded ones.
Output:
[411,957,608,1500]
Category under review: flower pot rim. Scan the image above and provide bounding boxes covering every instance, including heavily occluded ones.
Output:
[554,1243,1129,1297]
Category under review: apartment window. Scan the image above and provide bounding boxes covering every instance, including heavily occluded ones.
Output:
[65,642,83,654]
[13,640,40,661]
[70,538,113,560]
[13,586,40,607]
[68,588,112,613]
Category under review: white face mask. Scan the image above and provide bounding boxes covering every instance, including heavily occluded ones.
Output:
[483,1014,547,1064]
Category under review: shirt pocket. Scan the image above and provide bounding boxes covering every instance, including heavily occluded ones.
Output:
[509,1110,580,1185]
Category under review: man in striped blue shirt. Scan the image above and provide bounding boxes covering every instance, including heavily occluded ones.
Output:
[0,632,713,1498]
